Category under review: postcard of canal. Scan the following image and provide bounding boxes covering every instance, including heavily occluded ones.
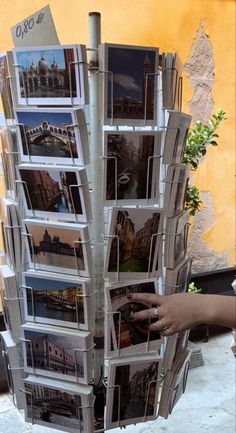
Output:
[15,108,88,165]
[17,164,91,223]
[104,207,163,280]
[24,375,94,433]
[106,355,162,428]
[22,270,93,330]
[103,131,161,206]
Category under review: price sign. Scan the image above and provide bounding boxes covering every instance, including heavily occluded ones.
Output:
[11,5,60,47]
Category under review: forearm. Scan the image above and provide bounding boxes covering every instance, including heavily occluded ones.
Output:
[200,294,236,329]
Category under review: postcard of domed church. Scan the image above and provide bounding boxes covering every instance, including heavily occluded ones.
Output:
[13,45,88,106]
[23,218,92,277]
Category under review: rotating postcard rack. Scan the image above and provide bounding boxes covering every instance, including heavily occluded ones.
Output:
[0,11,193,433]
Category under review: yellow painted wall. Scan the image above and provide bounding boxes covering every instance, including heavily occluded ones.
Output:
[0,0,235,267]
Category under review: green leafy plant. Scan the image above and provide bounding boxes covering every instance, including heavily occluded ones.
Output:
[183,109,227,215]
[183,109,227,170]
[185,185,203,216]
[187,281,202,293]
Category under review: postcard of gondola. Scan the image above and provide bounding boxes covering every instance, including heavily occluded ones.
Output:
[164,256,192,296]
[104,207,163,281]
[21,322,92,384]
[13,45,88,106]
[101,43,159,126]
[23,219,92,277]
[17,164,91,223]
[23,375,94,433]
[22,270,94,330]
[105,354,162,429]
[105,279,162,357]
[14,107,89,165]
[103,131,161,206]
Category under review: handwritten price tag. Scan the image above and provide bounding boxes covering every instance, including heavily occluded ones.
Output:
[11,5,60,47]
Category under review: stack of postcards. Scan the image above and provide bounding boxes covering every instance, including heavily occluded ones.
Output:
[0,41,95,433]
[161,52,183,111]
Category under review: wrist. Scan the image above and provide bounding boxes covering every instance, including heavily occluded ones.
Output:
[192,294,213,326]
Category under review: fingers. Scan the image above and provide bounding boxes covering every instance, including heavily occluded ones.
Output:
[149,320,174,335]
[131,306,162,321]
[128,292,165,306]
[131,308,176,336]
[127,293,178,336]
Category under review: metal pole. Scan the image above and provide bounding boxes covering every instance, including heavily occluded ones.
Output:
[88,12,105,383]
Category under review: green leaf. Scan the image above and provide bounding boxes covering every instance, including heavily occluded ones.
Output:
[182,109,226,169]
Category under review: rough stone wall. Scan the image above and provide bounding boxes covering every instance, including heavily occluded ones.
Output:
[184,21,214,124]
[188,192,229,273]
[184,22,229,273]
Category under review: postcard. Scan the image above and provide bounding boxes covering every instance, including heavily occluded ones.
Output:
[103,131,161,205]
[163,164,176,214]
[173,330,190,364]
[158,348,191,419]
[164,256,192,295]
[161,52,182,111]
[162,327,190,373]
[1,330,25,409]
[104,207,163,281]
[105,354,162,429]
[163,164,189,217]
[15,107,89,165]
[161,334,179,372]
[0,265,22,342]
[13,45,88,106]
[101,43,159,126]
[0,51,17,123]
[0,127,18,200]
[17,164,91,223]
[0,197,23,272]
[164,210,190,269]
[21,322,93,384]
[23,219,92,277]
[105,279,162,357]
[23,375,94,433]
[163,111,192,164]
[172,164,190,216]
[22,270,94,330]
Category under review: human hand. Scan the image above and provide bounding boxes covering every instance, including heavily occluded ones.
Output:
[128,292,206,336]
